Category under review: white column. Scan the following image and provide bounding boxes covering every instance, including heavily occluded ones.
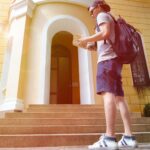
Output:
[0,0,35,111]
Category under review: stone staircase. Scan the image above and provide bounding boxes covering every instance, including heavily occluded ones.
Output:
[0,104,150,148]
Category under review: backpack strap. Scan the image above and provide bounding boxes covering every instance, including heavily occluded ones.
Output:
[96,13,117,45]
[96,23,100,32]
[106,13,117,47]
[107,13,117,23]
[96,23,107,44]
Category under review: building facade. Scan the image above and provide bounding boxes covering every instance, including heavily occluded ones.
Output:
[0,0,150,113]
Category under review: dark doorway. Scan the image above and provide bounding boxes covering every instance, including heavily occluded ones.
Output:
[50,45,72,104]
[50,31,80,104]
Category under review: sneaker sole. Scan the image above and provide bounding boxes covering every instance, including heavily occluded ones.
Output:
[88,147,119,150]
[119,146,138,149]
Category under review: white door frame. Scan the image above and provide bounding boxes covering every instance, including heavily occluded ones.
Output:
[40,15,95,104]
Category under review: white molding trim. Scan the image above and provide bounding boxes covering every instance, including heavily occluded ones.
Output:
[40,15,95,105]
[33,0,91,7]
[9,0,36,22]
[0,98,24,112]
[9,0,91,21]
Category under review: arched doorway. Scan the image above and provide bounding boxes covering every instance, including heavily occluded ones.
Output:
[41,15,95,105]
[50,31,80,104]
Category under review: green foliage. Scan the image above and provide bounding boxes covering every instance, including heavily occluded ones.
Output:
[144,103,150,117]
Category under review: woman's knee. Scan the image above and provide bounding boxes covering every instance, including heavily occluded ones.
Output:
[115,96,125,104]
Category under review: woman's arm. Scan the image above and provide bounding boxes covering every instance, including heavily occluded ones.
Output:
[78,22,111,48]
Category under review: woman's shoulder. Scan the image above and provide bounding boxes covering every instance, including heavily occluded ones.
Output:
[97,12,112,22]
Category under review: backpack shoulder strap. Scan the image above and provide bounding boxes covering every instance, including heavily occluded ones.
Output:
[107,13,117,23]
[96,23,107,44]
[105,13,117,46]
[96,13,117,45]
[96,23,100,32]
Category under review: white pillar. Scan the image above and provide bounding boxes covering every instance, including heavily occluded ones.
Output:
[0,0,35,111]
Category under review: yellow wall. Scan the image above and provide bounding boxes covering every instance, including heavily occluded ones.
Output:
[0,0,10,78]
[106,0,150,112]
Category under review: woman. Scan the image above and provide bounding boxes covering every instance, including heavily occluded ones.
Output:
[77,0,138,149]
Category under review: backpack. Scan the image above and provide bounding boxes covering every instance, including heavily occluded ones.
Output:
[97,14,141,64]
[110,15,140,64]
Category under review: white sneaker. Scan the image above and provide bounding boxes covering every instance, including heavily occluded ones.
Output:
[88,134,119,150]
[118,135,138,148]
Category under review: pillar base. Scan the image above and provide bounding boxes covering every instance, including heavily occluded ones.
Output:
[0,98,24,112]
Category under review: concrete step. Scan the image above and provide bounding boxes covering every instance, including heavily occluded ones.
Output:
[1,144,150,150]
[0,144,150,150]
[0,117,150,126]
[0,118,106,126]
[26,107,104,113]
[1,104,149,148]
[28,104,103,109]
[5,112,141,119]
[0,133,149,147]
[0,124,150,134]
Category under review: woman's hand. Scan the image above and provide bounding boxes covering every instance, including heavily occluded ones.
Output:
[87,42,97,51]
[78,37,89,48]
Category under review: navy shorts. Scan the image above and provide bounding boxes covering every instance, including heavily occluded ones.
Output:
[96,58,124,96]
